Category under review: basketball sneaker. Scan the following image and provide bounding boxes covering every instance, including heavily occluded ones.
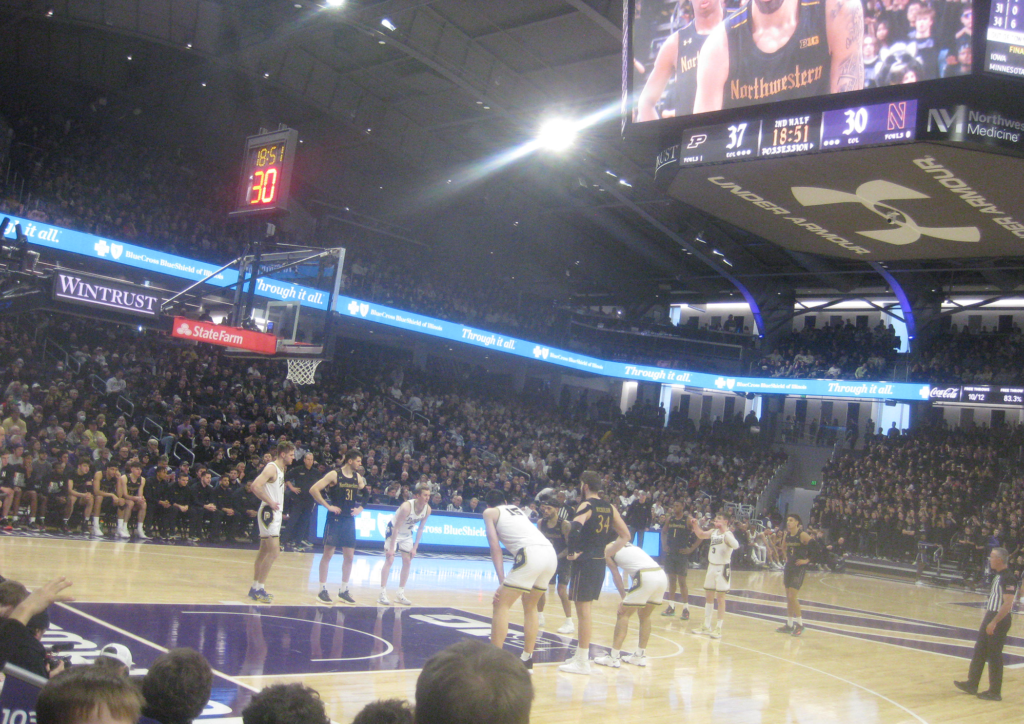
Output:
[260,589,274,601]
[377,591,391,605]
[953,681,978,695]
[317,589,333,605]
[537,613,546,628]
[338,589,357,605]
[692,624,713,636]
[557,619,575,634]
[791,623,804,637]
[660,606,676,617]
[680,608,690,620]
[623,653,647,667]
[248,588,271,604]
[594,654,621,668]
[776,624,794,634]
[395,593,413,606]
[522,657,533,673]
[709,626,722,639]
[558,656,592,675]
[135,527,151,540]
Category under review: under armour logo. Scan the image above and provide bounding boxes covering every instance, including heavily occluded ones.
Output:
[94,240,110,257]
[791,180,980,246]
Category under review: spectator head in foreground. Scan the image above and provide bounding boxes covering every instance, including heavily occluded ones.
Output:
[36,666,143,724]
[141,648,213,724]
[242,683,330,724]
[415,639,533,724]
[351,698,414,724]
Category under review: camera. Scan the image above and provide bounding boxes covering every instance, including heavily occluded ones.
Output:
[46,642,74,671]
[884,211,899,225]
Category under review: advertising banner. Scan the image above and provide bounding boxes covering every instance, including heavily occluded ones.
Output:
[52,270,163,318]
[171,317,278,354]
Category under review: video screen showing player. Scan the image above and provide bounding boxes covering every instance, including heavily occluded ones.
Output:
[630,0,974,121]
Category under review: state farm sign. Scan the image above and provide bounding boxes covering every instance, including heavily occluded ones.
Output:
[171,318,277,354]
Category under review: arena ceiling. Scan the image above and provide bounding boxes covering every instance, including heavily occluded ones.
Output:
[1,0,1022,315]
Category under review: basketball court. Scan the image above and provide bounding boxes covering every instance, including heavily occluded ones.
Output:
[2,535,1019,723]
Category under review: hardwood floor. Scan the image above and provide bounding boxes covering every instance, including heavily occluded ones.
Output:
[2,535,1019,723]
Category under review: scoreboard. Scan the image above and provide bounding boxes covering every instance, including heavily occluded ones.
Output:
[679,100,917,167]
[986,0,1024,77]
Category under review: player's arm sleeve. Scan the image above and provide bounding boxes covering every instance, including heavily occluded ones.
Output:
[827,0,864,92]
[693,24,729,114]
[567,520,585,555]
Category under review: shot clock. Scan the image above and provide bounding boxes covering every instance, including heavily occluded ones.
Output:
[231,128,299,217]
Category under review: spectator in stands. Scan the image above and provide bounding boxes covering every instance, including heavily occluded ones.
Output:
[414,640,532,724]
[241,683,330,724]
[352,700,415,724]
[36,667,144,724]
[140,648,213,724]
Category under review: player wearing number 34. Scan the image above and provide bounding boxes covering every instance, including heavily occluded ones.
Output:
[694,0,865,112]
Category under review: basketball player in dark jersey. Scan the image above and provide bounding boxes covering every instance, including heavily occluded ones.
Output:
[661,501,701,619]
[68,460,98,535]
[637,0,725,120]
[536,491,574,634]
[778,513,814,636]
[694,0,864,112]
[310,450,366,605]
[559,471,630,675]
[122,461,150,539]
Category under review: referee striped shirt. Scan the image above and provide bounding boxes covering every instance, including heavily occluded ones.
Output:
[986,569,1019,612]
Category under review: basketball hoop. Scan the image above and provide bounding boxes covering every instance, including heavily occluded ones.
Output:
[285,357,323,385]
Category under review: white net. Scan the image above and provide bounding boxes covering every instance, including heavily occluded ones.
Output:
[285,357,323,385]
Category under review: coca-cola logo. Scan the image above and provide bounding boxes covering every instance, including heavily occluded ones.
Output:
[929,387,960,400]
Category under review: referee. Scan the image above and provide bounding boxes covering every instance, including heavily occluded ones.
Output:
[955,547,1018,701]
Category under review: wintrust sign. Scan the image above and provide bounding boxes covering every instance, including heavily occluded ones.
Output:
[52,271,162,318]
[171,318,277,354]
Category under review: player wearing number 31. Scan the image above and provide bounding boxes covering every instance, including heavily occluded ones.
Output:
[484,489,558,672]
[690,512,739,638]
[310,450,366,605]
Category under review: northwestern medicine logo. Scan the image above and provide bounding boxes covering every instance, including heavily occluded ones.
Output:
[791,180,981,246]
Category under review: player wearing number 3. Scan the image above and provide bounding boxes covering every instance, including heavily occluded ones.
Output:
[691,512,739,639]
[484,489,558,672]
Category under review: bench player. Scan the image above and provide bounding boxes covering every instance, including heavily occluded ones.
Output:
[483,489,558,672]
[248,441,295,603]
[310,450,366,605]
[595,538,669,668]
[690,511,739,638]
[379,482,432,606]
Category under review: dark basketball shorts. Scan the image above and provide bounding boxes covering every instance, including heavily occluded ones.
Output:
[664,550,690,576]
[784,563,806,591]
[569,557,606,602]
[549,557,571,586]
[324,515,356,549]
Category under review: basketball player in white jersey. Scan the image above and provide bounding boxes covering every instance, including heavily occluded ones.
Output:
[594,539,669,668]
[690,511,739,638]
[379,482,432,606]
[483,489,558,671]
[248,441,295,603]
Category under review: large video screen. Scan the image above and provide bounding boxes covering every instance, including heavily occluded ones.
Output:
[628,0,975,122]
[985,0,1024,76]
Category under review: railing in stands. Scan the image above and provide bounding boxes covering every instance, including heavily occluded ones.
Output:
[88,374,106,393]
[143,416,164,440]
[174,441,195,466]
[42,337,80,373]
[116,394,134,419]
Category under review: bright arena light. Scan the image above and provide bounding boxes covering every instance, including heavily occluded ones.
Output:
[537,118,577,152]
[325,0,345,7]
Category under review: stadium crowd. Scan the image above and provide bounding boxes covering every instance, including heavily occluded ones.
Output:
[810,425,1024,581]
[754,319,901,380]
[0,311,783,545]
[909,328,1024,385]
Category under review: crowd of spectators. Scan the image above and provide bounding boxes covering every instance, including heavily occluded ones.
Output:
[754,319,900,380]
[0,309,784,545]
[811,424,1024,582]
[909,327,1024,384]
[863,0,973,85]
